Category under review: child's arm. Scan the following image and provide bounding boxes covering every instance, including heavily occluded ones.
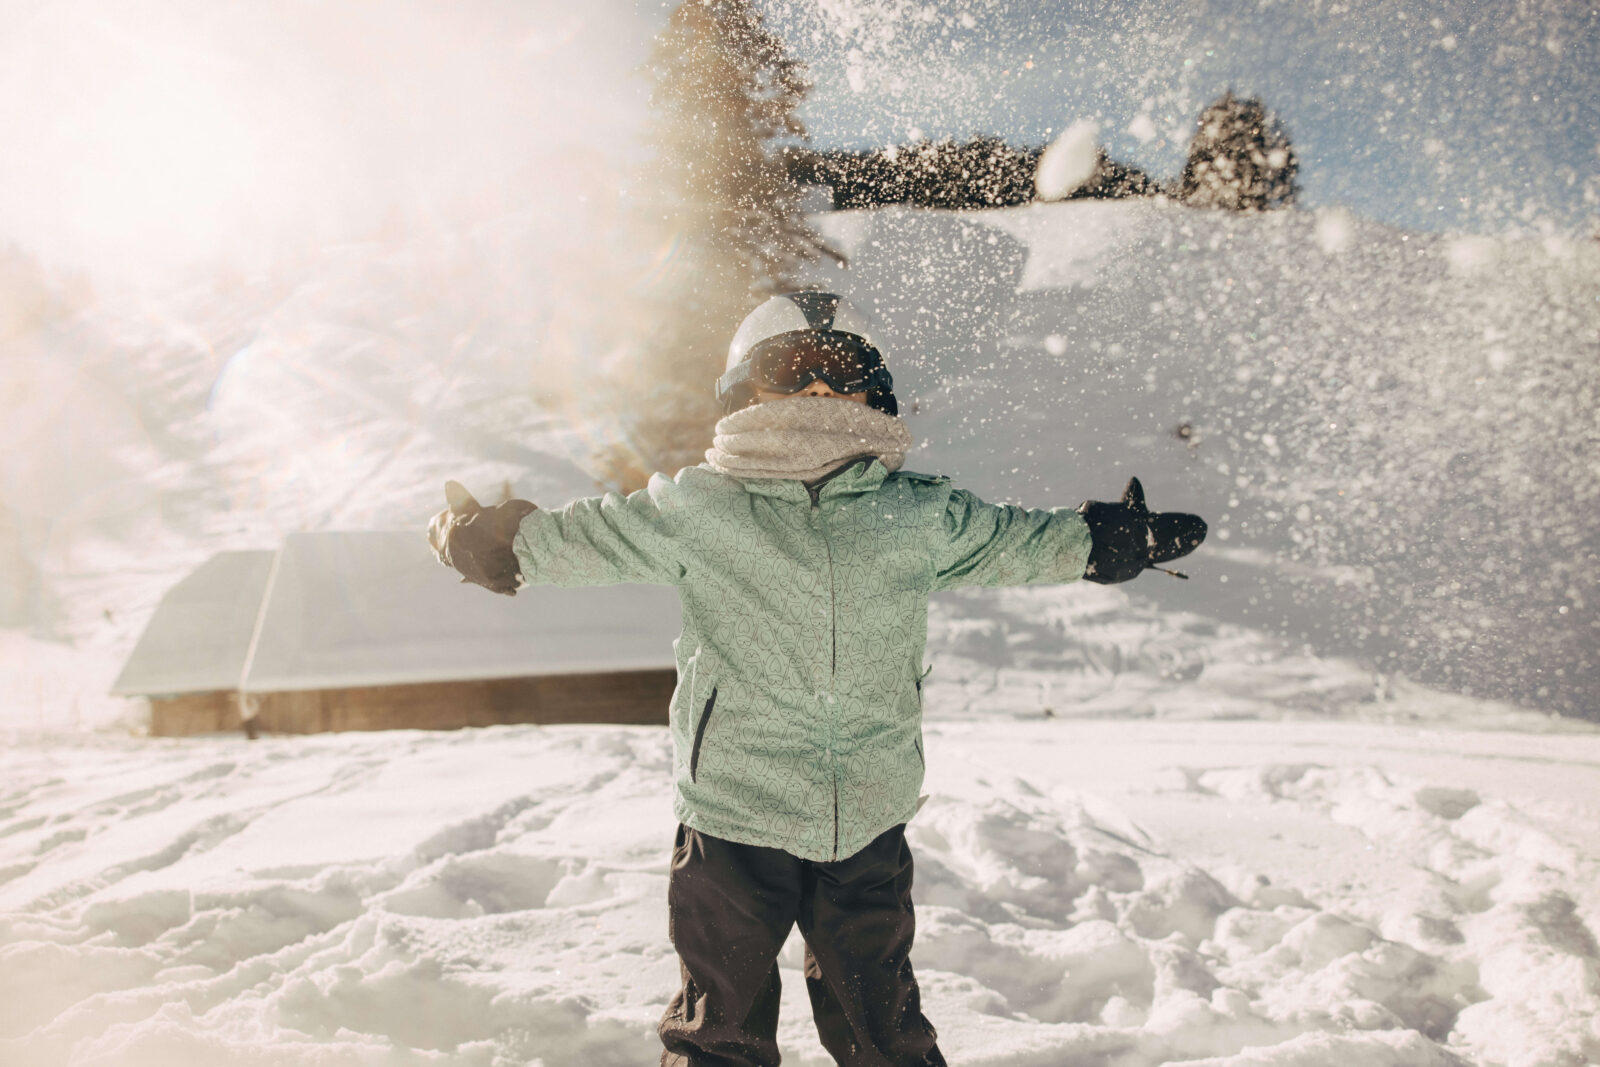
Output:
[932,487,1093,590]
[511,473,686,588]
[429,482,539,595]
[931,478,1206,590]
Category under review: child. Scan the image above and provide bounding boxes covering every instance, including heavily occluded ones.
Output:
[429,290,1205,1066]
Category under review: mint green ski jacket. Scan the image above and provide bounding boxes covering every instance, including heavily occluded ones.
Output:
[512,458,1092,861]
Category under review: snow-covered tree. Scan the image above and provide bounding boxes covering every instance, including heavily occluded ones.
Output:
[791,135,1156,211]
[601,0,834,484]
[1177,91,1300,211]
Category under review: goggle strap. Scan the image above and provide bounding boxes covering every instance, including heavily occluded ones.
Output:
[717,361,755,399]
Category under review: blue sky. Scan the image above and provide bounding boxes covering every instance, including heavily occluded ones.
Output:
[3,0,1592,287]
[763,0,1600,235]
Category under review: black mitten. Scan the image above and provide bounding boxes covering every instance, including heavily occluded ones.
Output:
[1077,477,1207,584]
[428,481,539,596]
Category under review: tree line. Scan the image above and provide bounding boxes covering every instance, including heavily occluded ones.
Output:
[785,92,1300,213]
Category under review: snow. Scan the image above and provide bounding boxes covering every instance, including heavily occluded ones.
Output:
[108,552,275,698]
[4,171,1599,1067]
[805,199,1599,716]
[4,0,1597,1053]
[1034,119,1101,201]
[3,713,1598,1065]
[774,0,1600,235]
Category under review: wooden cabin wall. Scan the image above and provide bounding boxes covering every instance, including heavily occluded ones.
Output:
[148,691,239,737]
[146,671,676,737]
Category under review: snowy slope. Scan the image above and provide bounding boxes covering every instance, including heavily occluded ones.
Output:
[804,201,1599,716]
[2,715,1598,1066]
[3,199,1594,722]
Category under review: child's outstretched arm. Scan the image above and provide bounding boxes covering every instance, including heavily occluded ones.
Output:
[431,474,687,593]
[932,486,1093,590]
[510,473,687,589]
[932,477,1205,590]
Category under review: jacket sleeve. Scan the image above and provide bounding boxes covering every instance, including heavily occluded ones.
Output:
[512,472,686,587]
[932,486,1093,591]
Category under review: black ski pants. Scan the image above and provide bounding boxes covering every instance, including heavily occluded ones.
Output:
[658,822,946,1067]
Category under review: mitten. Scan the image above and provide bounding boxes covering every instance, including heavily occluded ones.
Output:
[428,481,538,596]
[1077,477,1207,584]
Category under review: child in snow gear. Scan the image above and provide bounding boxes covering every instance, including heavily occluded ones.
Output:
[716,289,898,415]
[429,290,1206,1065]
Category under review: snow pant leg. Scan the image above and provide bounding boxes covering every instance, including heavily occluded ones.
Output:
[798,824,946,1067]
[659,824,802,1067]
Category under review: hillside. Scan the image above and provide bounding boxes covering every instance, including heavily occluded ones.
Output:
[807,200,1599,716]
[5,198,1596,727]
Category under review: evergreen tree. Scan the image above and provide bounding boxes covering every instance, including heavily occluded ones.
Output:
[1177,91,1300,211]
[604,0,835,484]
[1060,149,1159,201]
[645,0,835,288]
[788,138,1155,211]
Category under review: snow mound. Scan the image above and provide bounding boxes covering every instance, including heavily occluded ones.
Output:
[5,724,1594,1065]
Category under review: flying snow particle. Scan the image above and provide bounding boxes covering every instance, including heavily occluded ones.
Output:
[1127,114,1158,144]
[1445,236,1498,274]
[846,48,867,93]
[1035,119,1100,201]
[1315,208,1354,255]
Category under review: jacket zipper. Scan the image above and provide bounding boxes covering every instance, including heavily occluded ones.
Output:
[818,489,841,859]
[808,469,846,860]
[833,782,840,859]
[690,686,717,783]
[915,677,925,768]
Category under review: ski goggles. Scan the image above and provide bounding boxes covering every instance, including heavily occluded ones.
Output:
[718,331,894,400]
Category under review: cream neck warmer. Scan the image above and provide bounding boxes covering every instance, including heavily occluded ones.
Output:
[705,396,914,483]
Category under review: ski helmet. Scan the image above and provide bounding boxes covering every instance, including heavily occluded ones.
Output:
[717,291,898,416]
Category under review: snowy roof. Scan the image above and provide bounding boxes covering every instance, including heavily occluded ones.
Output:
[111,550,277,697]
[113,532,681,696]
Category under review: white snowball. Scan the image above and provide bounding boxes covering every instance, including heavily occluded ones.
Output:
[1315,207,1354,254]
[1035,119,1101,201]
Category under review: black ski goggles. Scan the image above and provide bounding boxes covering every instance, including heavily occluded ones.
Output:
[717,331,894,400]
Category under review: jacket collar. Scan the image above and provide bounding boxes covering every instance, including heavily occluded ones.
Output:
[726,456,890,503]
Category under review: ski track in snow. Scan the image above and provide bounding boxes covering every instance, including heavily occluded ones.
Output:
[3,714,1598,1066]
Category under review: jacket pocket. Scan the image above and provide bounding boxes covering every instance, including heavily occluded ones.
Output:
[690,686,718,783]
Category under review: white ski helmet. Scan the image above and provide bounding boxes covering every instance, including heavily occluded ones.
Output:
[717,291,897,415]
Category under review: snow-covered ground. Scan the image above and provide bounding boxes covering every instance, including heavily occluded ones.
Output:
[4,700,1599,1066]
[3,197,1598,1064]
[4,586,1599,1065]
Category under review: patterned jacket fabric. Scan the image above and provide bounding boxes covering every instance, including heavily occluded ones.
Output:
[512,458,1092,861]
